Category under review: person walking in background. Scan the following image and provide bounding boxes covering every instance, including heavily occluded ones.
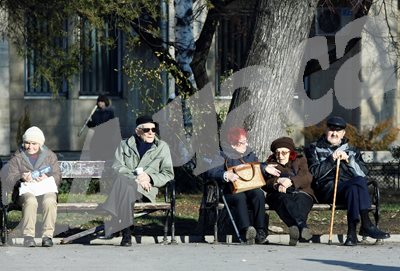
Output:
[84,95,120,161]
[263,137,315,246]
[5,126,61,247]
[305,116,390,246]
[87,95,115,128]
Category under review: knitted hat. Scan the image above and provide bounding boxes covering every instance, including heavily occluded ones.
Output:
[22,126,45,146]
[270,137,295,152]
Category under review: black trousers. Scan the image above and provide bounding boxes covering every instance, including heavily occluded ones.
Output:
[319,176,371,223]
[224,188,266,231]
[266,191,313,228]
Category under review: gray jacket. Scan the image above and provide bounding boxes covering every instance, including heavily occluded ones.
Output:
[112,135,174,202]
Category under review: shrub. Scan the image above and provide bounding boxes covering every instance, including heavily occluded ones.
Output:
[302,118,399,150]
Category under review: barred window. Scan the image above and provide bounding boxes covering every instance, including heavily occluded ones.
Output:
[79,20,124,97]
[25,19,69,96]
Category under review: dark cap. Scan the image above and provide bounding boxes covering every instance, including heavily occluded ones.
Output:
[326,116,346,131]
[270,137,295,152]
[136,115,156,127]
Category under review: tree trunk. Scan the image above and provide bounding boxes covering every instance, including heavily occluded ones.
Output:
[175,0,197,92]
[229,0,319,158]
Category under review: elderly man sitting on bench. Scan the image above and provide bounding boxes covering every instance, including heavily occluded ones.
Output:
[100,115,174,246]
[305,116,390,246]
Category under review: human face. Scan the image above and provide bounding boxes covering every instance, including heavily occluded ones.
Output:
[97,101,106,109]
[326,128,346,146]
[231,135,248,154]
[275,147,290,165]
[23,141,40,155]
[136,123,156,143]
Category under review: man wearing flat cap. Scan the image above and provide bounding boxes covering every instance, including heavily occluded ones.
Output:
[101,115,174,246]
[305,116,390,246]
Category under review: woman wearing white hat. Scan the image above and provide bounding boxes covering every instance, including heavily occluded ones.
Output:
[6,126,61,247]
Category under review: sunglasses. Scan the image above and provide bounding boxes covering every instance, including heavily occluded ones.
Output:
[275,151,290,156]
[140,127,157,133]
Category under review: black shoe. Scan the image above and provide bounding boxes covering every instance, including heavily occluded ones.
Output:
[23,236,36,247]
[245,226,256,245]
[344,234,358,246]
[289,226,300,246]
[360,225,390,240]
[42,237,53,247]
[255,229,268,244]
[120,237,132,247]
[120,228,132,247]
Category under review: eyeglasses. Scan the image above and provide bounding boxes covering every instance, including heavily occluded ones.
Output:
[140,128,157,133]
[275,151,290,156]
[236,141,248,146]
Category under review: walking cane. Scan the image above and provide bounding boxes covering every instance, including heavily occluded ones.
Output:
[328,158,341,245]
[221,193,244,244]
[77,105,98,137]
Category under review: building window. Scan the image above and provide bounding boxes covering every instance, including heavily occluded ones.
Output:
[25,19,69,96]
[79,20,124,96]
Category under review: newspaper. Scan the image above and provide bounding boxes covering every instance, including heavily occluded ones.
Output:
[19,176,58,196]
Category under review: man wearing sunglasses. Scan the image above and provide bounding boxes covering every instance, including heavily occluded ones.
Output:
[101,115,174,246]
[305,116,390,246]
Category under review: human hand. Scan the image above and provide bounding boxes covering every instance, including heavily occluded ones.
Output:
[277,177,292,188]
[36,174,48,182]
[265,164,280,176]
[22,172,33,183]
[332,150,349,162]
[136,172,152,192]
[277,184,287,193]
[225,171,239,182]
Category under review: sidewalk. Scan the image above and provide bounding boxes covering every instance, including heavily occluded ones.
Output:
[1,237,400,271]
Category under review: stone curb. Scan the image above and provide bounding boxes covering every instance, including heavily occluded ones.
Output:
[6,234,400,246]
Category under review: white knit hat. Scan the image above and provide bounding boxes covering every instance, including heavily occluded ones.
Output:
[22,126,45,146]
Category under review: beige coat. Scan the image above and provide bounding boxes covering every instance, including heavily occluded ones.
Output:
[5,146,61,202]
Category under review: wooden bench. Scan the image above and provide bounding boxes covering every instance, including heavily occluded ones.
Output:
[200,179,380,244]
[0,161,176,245]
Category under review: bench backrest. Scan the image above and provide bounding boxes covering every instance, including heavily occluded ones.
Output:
[59,161,105,179]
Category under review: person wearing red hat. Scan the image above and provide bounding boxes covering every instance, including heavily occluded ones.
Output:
[263,137,316,246]
[205,127,280,245]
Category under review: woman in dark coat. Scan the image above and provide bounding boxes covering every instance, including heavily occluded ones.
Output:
[263,137,315,246]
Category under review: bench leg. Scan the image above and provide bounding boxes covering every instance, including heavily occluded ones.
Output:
[170,205,176,244]
[1,205,8,246]
[213,206,218,244]
[162,210,170,244]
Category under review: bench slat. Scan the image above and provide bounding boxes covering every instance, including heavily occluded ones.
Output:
[59,161,105,179]
[215,203,376,211]
[57,202,171,213]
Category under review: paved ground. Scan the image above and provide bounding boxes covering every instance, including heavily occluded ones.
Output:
[1,235,399,271]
